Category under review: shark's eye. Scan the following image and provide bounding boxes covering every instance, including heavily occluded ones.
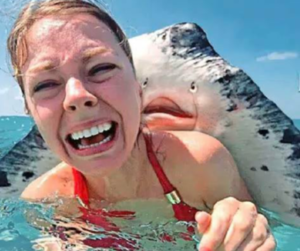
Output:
[189,81,197,93]
[142,78,148,89]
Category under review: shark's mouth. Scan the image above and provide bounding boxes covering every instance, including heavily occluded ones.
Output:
[142,97,195,130]
[143,98,193,118]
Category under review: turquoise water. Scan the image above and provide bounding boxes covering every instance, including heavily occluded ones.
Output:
[0,116,300,250]
[294,119,300,130]
[0,116,34,158]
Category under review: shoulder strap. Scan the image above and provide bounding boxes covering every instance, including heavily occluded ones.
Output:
[143,132,198,221]
[72,168,89,207]
[143,132,176,194]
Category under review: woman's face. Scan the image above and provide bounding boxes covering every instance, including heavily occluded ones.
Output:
[21,14,141,175]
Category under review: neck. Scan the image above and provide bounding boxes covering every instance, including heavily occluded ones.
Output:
[83,133,163,203]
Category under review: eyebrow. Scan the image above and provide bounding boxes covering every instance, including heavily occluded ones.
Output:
[82,46,112,63]
[27,60,58,75]
[27,47,112,75]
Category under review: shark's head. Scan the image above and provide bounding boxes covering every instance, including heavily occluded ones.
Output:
[130,23,235,136]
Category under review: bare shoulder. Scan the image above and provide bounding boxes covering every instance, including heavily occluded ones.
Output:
[21,162,74,201]
[151,130,232,164]
[150,131,252,206]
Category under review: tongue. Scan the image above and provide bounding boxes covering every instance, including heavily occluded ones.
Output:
[81,134,105,146]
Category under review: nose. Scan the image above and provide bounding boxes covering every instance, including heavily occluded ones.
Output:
[63,78,98,112]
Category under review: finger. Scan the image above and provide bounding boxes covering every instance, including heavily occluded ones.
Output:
[223,202,257,250]
[256,234,277,251]
[236,214,270,251]
[199,197,240,250]
[196,211,211,234]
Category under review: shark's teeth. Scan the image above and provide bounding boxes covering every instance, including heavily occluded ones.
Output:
[71,122,112,140]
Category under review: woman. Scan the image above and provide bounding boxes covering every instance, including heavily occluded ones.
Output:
[8,0,276,250]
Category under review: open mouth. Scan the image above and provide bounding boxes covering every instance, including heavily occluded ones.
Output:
[67,121,117,150]
[143,98,193,118]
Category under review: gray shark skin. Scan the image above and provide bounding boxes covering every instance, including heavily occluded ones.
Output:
[0,125,59,197]
[130,23,300,225]
[0,23,299,225]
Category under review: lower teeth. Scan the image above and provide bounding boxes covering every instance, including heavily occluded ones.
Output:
[78,135,112,150]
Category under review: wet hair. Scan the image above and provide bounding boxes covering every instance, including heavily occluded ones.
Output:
[7,0,134,94]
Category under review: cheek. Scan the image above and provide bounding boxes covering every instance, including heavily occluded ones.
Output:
[99,74,141,115]
[26,95,63,136]
[96,75,141,138]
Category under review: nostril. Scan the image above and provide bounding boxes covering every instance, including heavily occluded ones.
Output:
[70,106,76,111]
[85,101,94,107]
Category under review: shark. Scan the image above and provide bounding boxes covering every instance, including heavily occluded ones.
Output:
[131,23,300,225]
[1,23,299,225]
[0,125,59,197]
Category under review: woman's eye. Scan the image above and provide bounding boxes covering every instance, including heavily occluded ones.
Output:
[88,64,116,76]
[33,81,60,93]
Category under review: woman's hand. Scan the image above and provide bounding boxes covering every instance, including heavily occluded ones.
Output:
[196,197,276,251]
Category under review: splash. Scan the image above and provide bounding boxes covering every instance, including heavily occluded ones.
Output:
[0,198,199,250]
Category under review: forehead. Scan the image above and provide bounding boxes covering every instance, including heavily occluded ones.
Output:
[25,14,120,64]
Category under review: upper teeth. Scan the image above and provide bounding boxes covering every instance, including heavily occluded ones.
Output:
[71,122,112,140]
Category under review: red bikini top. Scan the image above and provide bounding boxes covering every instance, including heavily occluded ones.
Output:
[72,133,198,222]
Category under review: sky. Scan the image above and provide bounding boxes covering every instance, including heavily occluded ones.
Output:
[0,0,299,118]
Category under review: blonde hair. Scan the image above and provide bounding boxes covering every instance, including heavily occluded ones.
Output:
[7,0,134,93]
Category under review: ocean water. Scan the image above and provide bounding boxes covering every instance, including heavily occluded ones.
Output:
[0,116,34,158]
[294,119,300,130]
[0,116,299,250]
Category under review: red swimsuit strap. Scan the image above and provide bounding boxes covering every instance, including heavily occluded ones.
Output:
[143,133,198,222]
[142,133,175,194]
[72,168,89,206]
